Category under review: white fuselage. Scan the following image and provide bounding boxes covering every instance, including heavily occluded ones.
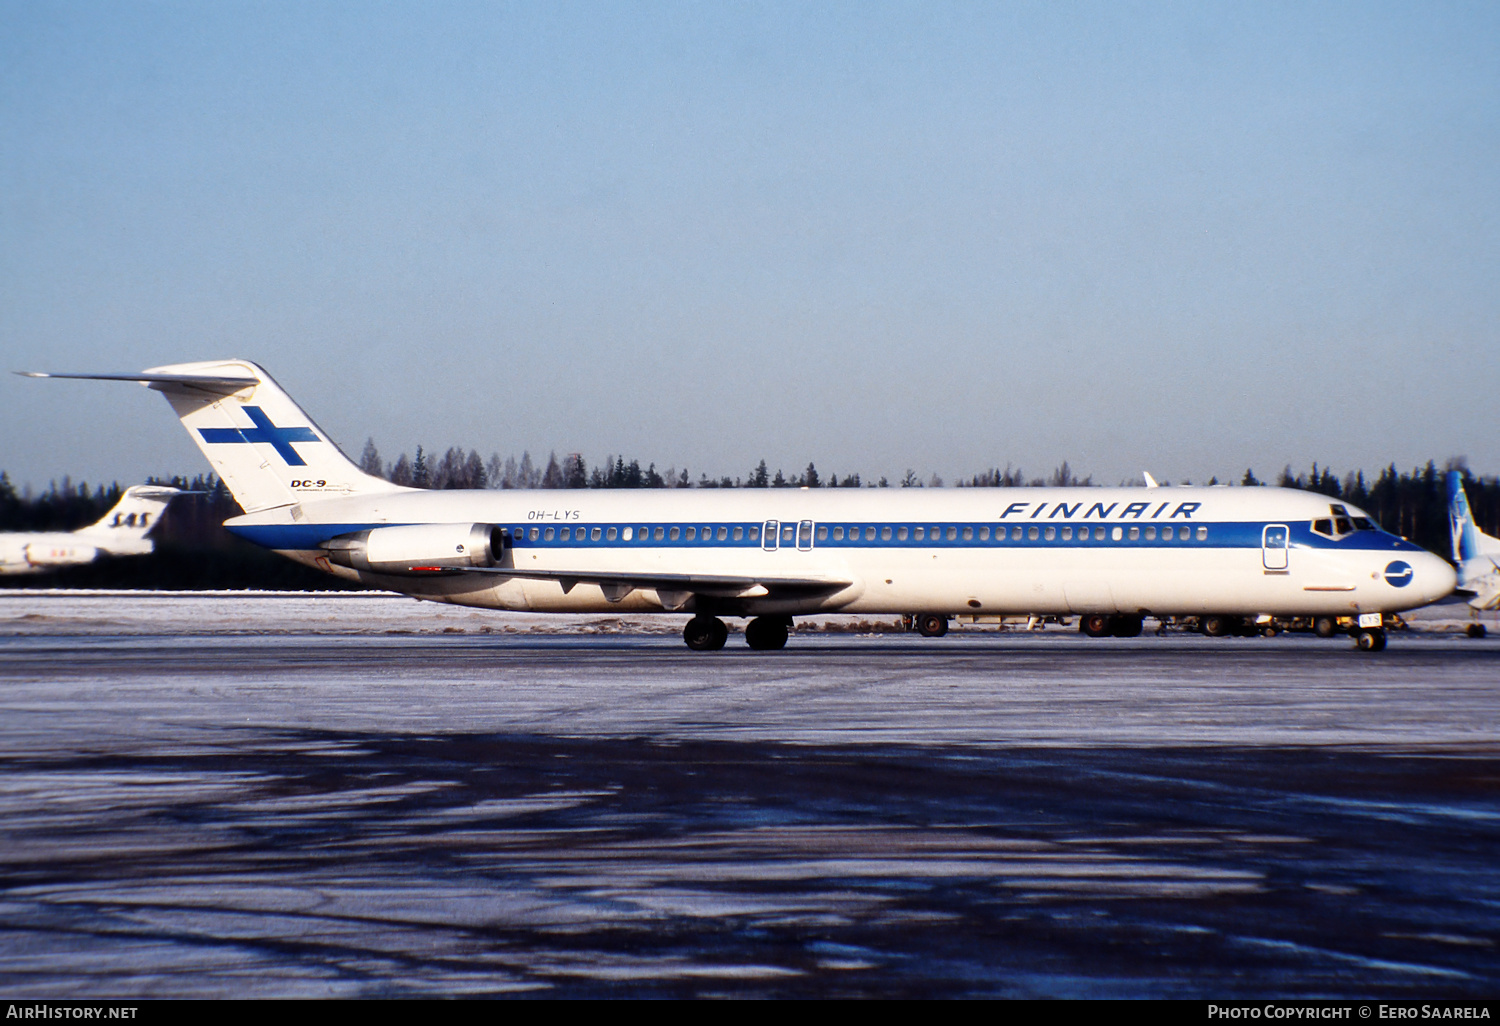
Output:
[0,530,151,576]
[226,484,1456,619]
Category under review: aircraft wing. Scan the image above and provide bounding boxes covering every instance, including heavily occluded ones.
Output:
[447,565,854,606]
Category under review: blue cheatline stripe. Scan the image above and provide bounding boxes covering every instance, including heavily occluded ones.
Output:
[228,519,1424,553]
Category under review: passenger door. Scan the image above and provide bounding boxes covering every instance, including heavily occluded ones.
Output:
[1262,524,1289,570]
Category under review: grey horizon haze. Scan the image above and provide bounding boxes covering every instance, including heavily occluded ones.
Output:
[2,2,1497,493]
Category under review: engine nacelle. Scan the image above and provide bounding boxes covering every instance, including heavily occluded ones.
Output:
[23,542,99,568]
[320,523,505,574]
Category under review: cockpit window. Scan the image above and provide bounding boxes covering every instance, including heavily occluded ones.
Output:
[1313,512,1378,539]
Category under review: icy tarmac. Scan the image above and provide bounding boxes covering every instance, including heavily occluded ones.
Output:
[1,592,1497,997]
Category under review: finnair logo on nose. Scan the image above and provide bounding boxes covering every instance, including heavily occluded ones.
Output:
[199,406,320,467]
[1383,560,1413,587]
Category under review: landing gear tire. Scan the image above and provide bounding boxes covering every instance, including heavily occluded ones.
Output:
[745,616,789,650]
[683,615,728,651]
[1111,615,1144,638]
[1200,615,1238,638]
[1467,623,1488,639]
[1260,624,1281,638]
[1080,614,1113,638]
[1313,616,1338,639]
[1354,627,1387,652]
[916,614,949,638]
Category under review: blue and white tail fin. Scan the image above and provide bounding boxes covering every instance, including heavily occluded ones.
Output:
[75,485,181,550]
[24,360,409,513]
[1447,471,1500,609]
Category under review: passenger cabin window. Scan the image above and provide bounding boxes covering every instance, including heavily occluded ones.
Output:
[669,527,680,540]
[897,527,908,541]
[606,527,618,541]
[833,526,844,540]
[685,527,696,540]
[734,526,745,541]
[979,527,990,541]
[1128,526,1139,540]
[1028,526,1039,540]
[962,527,973,541]
[1012,527,1023,540]
[1196,526,1208,541]
[544,528,555,541]
[654,527,665,541]
[914,527,924,540]
[881,526,892,541]
[591,527,602,541]
[529,528,539,541]
[1044,526,1055,541]
[946,526,957,541]
[1061,526,1072,540]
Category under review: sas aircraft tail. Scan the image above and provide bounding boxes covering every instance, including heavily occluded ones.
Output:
[22,360,409,514]
[75,485,182,551]
[1447,470,1500,609]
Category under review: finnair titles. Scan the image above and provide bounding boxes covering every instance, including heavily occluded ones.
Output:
[24,360,1455,651]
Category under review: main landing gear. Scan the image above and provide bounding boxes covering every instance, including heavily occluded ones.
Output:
[683,615,728,651]
[682,615,791,651]
[744,616,790,650]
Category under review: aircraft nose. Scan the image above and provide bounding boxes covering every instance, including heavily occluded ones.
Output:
[1415,551,1458,604]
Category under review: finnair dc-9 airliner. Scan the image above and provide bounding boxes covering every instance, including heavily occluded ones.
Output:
[25,360,1454,651]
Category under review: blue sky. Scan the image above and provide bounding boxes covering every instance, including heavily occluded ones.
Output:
[3,1,1497,490]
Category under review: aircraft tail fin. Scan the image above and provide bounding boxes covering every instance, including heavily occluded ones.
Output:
[75,485,181,549]
[1448,470,1500,599]
[23,360,410,513]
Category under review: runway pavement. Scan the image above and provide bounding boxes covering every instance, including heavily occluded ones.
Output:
[0,594,1497,997]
